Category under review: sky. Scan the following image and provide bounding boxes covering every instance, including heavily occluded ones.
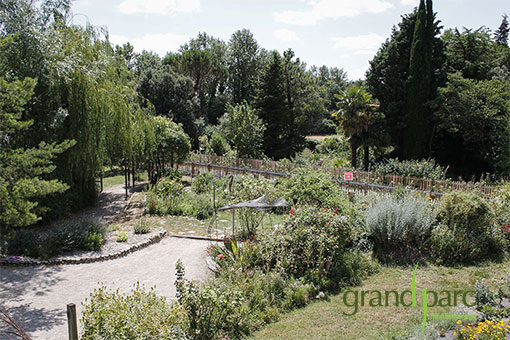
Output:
[71,0,509,80]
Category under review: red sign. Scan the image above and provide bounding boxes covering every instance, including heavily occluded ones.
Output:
[344,171,353,181]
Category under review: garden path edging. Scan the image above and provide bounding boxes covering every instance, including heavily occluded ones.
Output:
[0,230,167,267]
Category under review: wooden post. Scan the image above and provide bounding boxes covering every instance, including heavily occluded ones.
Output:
[67,303,78,340]
[123,159,128,200]
[132,161,136,187]
[126,162,131,187]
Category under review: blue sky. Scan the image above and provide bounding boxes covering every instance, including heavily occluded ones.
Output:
[71,0,509,80]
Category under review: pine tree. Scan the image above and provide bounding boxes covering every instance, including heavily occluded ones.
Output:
[494,14,509,45]
[0,77,74,238]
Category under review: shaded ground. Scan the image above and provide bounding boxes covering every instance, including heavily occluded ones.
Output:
[1,237,212,340]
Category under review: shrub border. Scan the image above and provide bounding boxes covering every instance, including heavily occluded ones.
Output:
[0,230,167,267]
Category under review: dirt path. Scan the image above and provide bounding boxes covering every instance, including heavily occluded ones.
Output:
[0,237,212,340]
[44,183,140,229]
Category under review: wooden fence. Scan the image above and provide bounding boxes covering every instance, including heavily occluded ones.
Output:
[179,154,497,197]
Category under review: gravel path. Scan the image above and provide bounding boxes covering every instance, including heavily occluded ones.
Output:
[1,236,212,340]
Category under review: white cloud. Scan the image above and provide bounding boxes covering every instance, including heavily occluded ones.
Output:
[109,33,189,55]
[399,0,417,5]
[273,0,393,26]
[330,33,386,55]
[118,0,200,15]
[273,29,300,42]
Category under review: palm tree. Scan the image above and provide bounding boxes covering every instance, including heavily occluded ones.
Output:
[332,85,379,169]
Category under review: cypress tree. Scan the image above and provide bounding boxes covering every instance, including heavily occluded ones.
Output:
[403,0,433,159]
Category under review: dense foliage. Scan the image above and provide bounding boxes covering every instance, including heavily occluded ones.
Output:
[431,191,506,263]
[367,2,510,177]
[0,1,189,234]
[81,284,187,340]
[0,75,73,238]
[369,158,448,180]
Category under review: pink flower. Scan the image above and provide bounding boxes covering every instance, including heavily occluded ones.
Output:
[290,208,296,215]
[217,254,225,259]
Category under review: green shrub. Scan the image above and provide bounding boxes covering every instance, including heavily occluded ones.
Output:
[134,218,151,234]
[237,208,264,240]
[83,232,104,250]
[276,167,355,213]
[146,190,214,220]
[164,168,183,181]
[5,229,41,257]
[81,283,186,340]
[232,175,276,202]
[474,279,497,310]
[156,178,184,198]
[191,171,215,194]
[489,183,510,249]
[116,232,128,243]
[5,220,106,257]
[431,192,505,263]
[39,234,62,259]
[178,193,214,220]
[175,260,316,340]
[207,132,230,156]
[370,158,448,180]
[365,197,437,258]
[52,225,86,252]
[315,137,349,156]
[253,206,375,291]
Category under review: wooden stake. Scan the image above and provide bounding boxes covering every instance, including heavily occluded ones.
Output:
[67,303,78,340]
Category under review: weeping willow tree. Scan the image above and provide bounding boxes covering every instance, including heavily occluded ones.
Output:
[0,1,191,227]
[0,1,157,215]
[52,24,156,206]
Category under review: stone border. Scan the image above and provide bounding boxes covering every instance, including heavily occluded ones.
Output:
[0,230,167,267]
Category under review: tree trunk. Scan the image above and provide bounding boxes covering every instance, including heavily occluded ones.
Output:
[132,160,135,187]
[350,139,358,169]
[127,162,130,188]
[363,145,369,170]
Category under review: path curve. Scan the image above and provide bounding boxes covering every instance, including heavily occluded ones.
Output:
[0,237,212,340]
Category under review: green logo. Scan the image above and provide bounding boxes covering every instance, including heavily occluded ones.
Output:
[341,265,476,337]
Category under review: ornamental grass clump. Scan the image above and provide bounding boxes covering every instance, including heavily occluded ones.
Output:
[134,218,151,234]
[365,197,438,260]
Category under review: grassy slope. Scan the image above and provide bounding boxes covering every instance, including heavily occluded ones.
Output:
[250,260,510,340]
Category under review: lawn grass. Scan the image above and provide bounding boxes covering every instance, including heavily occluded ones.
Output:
[101,171,148,188]
[306,135,342,141]
[249,259,510,340]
